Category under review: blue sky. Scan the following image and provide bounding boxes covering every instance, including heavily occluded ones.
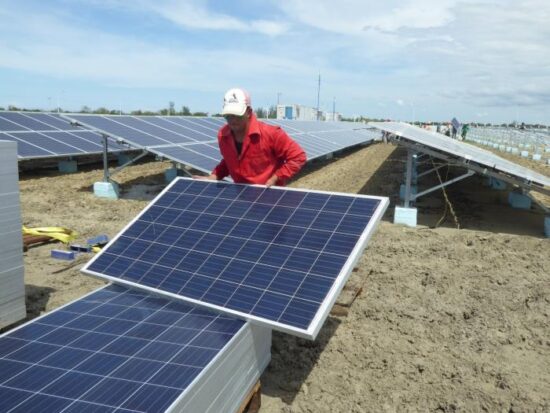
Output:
[1,0,549,124]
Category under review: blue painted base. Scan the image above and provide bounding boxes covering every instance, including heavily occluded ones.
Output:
[545,217,550,238]
[394,206,417,227]
[58,160,77,173]
[93,181,120,199]
[399,184,418,201]
[490,178,507,190]
[165,167,184,183]
[117,153,132,166]
[508,192,531,209]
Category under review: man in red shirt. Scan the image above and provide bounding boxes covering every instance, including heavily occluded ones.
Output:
[195,88,306,187]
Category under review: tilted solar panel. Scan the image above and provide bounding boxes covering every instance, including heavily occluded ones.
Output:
[151,143,220,174]
[0,283,267,412]
[0,111,131,159]
[83,178,388,339]
[369,121,550,188]
[66,115,218,147]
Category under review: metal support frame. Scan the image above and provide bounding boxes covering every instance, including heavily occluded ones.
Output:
[401,147,475,204]
[412,170,474,200]
[171,161,193,178]
[417,164,446,178]
[101,134,109,182]
[109,150,149,179]
[392,136,550,198]
[101,133,149,182]
[403,149,415,207]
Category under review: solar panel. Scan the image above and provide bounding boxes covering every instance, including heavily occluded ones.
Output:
[66,115,218,147]
[369,121,550,188]
[0,283,270,412]
[0,112,126,160]
[151,143,221,173]
[82,178,388,339]
[262,119,376,162]
[63,115,377,174]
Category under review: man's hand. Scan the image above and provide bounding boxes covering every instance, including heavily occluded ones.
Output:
[265,174,278,188]
[192,174,217,181]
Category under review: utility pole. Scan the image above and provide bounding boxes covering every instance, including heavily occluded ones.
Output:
[316,72,321,121]
[277,92,281,106]
[332,96,336,121]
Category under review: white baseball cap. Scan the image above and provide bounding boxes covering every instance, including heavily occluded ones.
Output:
[222,88,251,116]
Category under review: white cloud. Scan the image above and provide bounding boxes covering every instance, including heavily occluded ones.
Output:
[85,0,288,36]
[0,6,303,90]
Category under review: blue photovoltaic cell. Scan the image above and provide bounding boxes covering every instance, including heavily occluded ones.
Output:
[0,284,244,413]
[60,114,376,176]
[151,144,220,173]
[83,178,388,338]
[67,115,218,147]
[0,112,126,159]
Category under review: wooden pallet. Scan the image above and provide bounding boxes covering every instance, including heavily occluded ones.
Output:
[237,381,261,413]
[331,268,363,316]
[22,234,56,251]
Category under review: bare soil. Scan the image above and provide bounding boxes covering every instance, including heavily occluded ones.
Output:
[7,141,550,412]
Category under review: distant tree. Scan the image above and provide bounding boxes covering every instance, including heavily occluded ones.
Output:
[159,108,169,116]
[80,106,91,113]
[0,107,4,110]
[212,113,223,117]
[8,105,21,111]
[131,110,143,116]
[192,111,208,117]
[255,107,267,118]
[93,107,110,114]
[181,106,191,116]
[169,101,175,115]
[267,105,277,119]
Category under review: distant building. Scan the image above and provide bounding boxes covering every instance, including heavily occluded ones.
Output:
[324,112,342,122]
[277,104,319,121]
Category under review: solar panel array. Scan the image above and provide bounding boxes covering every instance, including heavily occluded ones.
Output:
[369,121,550,188]
[265,119,379,161]
[83,178,388,339]
[63,114,377,173]
[65,114,222,173]
[0,283,271,412]
[0,112,126,160]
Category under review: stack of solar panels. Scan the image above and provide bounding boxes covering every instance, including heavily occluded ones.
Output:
[0,284,271,412]
[0,177,389,412]
[0,140,26,329]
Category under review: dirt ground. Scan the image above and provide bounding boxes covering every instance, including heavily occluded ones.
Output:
[6,141,550,412]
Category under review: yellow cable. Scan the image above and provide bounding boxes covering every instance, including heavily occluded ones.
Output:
[22,226,78,244]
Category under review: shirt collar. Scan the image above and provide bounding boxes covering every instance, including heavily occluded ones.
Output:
[221,113,260,139]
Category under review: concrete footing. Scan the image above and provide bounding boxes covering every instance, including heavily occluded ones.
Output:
[490,178,507,190]
[165,167,186,183]
[93,181,120,199]
[508,192,531,209]
[58,160,77,173]
[117,153,132,166]
[394,206,417,227]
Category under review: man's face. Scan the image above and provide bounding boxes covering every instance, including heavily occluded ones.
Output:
[224,110,249,135]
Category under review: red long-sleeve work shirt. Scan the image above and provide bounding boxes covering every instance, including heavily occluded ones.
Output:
[212,115,307,186]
